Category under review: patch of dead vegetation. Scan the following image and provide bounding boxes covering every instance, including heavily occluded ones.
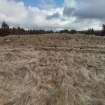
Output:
[0,34,105,105]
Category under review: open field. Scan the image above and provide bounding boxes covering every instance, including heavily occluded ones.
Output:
[0,34,105,105]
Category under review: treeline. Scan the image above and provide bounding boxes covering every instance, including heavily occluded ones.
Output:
[0,22,105,36]
[0,22,53,36]
[59,25,105,36]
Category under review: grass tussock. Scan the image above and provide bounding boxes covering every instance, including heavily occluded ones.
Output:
[0,35,105,105]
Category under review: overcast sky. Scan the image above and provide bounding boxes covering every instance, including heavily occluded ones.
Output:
[0,0,104,30]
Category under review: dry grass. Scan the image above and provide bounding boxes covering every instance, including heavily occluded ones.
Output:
[0,34,105,105]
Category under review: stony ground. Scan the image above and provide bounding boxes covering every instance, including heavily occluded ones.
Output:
[0,34,105,105]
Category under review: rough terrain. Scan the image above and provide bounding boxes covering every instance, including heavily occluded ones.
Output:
[0,34,105,105]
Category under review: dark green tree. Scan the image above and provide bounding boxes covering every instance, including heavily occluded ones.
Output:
[102,24,105,36]
[1,22,9,30]
[0,22,10,36]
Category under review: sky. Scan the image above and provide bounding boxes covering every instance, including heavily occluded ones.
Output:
[0,0,104,30]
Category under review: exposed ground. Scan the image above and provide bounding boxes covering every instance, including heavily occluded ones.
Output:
[0,34,105,105]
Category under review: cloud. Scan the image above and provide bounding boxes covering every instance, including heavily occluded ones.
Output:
[0,0,28,23]
[75,0,105,19]
[64,0,76,8]
[47,12,61,20]
[63,7,74,16]
[64,0,105,19]
[0,0,66,30]
[0,0,104,30]
[62,0,104,30]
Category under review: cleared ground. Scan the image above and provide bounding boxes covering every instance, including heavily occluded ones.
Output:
[0,34,105,105]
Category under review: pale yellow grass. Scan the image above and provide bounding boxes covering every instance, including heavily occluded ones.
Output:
[0,34,105,105]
